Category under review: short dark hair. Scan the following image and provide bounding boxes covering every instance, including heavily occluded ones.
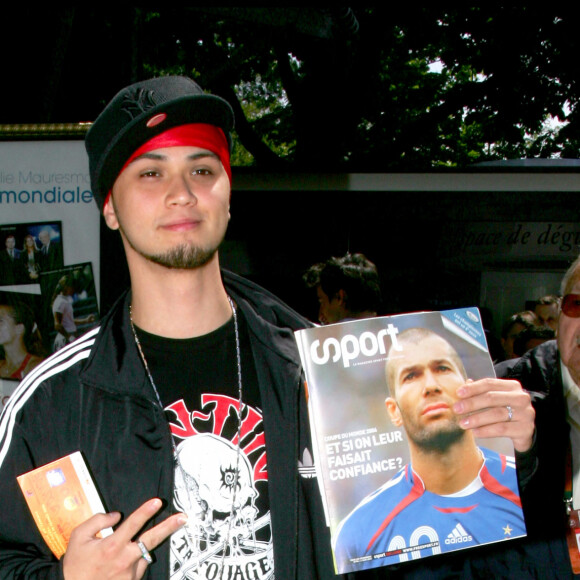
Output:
[513,326,555,357]
[500,311,538,340]
[303,252,382,313]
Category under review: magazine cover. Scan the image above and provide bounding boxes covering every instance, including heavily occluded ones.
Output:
[295,308,526,574]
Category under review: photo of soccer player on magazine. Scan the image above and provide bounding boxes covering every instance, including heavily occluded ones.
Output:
[295,308,526,574]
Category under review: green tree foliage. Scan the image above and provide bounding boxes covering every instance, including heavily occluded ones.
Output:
[3,6,580,169]
[135,6,580,169]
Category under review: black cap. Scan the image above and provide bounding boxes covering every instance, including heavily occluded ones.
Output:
[85,76,234,211]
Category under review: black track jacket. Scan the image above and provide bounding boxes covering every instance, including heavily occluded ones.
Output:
[0,270,338,579]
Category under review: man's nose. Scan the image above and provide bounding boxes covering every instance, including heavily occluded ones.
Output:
[423,370,441,394]
[167,174,197,205]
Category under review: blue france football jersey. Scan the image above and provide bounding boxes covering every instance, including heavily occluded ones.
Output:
[333,448,525,574]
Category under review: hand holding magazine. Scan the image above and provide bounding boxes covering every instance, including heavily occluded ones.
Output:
[295,308,527,574]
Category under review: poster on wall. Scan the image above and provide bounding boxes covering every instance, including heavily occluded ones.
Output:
[0,379,18,413]
[39,263,100,355]
[0,290,48,383]
[0,140,98,388]
[0,221,64,286]
[0,140,98,293]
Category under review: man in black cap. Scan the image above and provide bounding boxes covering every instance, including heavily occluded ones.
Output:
[0,76,335,579]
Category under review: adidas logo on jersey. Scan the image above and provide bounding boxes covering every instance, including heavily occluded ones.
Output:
[298,448,317,479]
[445,523,473,545]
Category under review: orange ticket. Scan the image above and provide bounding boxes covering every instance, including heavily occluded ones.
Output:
[17,451,112,559]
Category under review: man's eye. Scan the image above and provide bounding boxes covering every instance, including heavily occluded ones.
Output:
[192,168,212,176]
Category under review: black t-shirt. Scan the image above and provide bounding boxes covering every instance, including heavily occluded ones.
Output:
[133,311,275,579]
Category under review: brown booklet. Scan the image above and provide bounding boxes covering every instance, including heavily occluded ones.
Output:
[17,451,113,559]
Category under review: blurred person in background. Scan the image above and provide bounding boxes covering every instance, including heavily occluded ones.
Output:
[303,252,382,325]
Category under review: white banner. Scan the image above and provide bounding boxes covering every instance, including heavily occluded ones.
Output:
[0,141,100,386]
[0,140,99,295]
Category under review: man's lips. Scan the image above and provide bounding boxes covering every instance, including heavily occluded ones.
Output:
[160,219,201,232]
[421,403,450,416]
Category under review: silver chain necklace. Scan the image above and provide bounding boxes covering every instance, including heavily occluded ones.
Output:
[129,295,243,578]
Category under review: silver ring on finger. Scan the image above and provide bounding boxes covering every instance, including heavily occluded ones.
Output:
[137,539,153,565]
[506,405,513,422]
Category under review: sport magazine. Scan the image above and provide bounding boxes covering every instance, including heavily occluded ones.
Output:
[295,308,526,574]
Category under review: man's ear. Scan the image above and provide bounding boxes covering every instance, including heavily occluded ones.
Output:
[335,288,347,305]
[103,195,119,231]
[385,397,403,427]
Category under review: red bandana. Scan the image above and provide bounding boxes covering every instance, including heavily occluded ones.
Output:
[104,123,231,211]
